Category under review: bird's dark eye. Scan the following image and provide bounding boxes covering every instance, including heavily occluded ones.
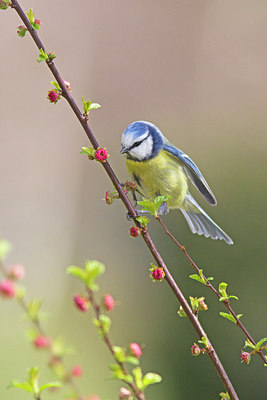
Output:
[129,140,143,150]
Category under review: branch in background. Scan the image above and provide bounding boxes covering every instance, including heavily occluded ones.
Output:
[67,260,162,400]
[3,1,241,398]
[0,248,84,400]
[157,216,267,365]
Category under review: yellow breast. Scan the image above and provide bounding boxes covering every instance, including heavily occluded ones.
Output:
[126,150,188,209]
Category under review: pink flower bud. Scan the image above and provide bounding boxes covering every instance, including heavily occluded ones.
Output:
[94,147,109,162]
[34,335,51,348]
[103,294,115,311]
[47,90,60,103]
[191,343,201,356]
[72,365,83,377]
[7,264,25,281]
[0,279,16,298]
[240,351,251,364]
[64,80,71,91]
[151,268,165,281]
[74,295,89,312]
[105,191,114,205]
[119,387,132,399]
[129,342,142,358]
[34,19,41,26]
[129,226,142,238]
[198,297,208,311]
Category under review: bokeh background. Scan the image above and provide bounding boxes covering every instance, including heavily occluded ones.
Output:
[1,0,267,399]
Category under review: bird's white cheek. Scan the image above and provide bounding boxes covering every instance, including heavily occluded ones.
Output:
[129,136,153,160]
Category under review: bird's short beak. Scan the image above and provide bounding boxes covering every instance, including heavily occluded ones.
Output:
[120,147,127,154]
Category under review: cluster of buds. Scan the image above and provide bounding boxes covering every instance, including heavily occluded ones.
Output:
[17,25,27,38]
[73,295,90,312]
[124,180,137,192]
[0,264,26,299]
[240,351,251,364]
[0,0,10,10]
[190,296,208,314]
[47,80,71,104]
[191,343,206,357]
[94,147,109,162]
[104,186,129,205]
[149,264,165,282]
[129,226,142,238]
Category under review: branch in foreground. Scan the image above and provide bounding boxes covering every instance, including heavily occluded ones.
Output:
[7,2,238,398]
[0,257,84,400]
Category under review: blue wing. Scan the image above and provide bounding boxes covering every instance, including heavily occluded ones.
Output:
[163,144,217,205]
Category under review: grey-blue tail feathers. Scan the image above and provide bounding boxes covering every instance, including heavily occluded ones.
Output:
[181,195,233,245]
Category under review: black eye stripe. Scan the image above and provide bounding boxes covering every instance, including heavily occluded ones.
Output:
[129,140,143,150]
[128,134,149,151]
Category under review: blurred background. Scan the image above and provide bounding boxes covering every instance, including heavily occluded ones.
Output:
[1,0,267,399]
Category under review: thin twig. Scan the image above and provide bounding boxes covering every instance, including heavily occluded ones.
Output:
[157,216,267,365]
[0,260,84,400]
[8,2,239,398]
[87,289,145,400]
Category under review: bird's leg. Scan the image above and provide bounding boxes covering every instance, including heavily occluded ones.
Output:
[132,190,138,207]
[126,209,148,221]
[157,201,169,216]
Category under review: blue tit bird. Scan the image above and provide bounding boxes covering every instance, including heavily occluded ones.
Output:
[120,121,233,245]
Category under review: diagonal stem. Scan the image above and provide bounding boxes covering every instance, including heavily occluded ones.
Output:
[9,2,239,398]
[87,289,145,400]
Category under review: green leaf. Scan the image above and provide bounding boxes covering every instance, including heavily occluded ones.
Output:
[89,103,101,110]
[137,198,156,215]
[80,146,95,157]
[82,97,101,116]
[84,260,105,290]
[8,381,33,393]
[142,372,162,390]
[66,265,87,282]
[189,269,213,286]
[39,382,62,392]
[0,239,12,260]
[37,48,48,63]
[32,22,40,30]
[50,81,61,91]
[26,8,34,24]
[219,282,228,297]
[220,312,243,324]
[125,356,140,365]
[198,334,209,348]
[26,299,43,321]
[244,339,256,350]
[255,338,267,350]
[132,367,143,391]
[228,295,238,301]
[153,195,170,210]
[189,274,205,284]
[99,314,111,334]
[109,364,132,382]
[219,392,230,400]
[112,346,125,363]
[136,216,150,227]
